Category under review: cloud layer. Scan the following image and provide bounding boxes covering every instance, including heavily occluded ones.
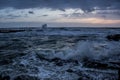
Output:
[0,0,120,12]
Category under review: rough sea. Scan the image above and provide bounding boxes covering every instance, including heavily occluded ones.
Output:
[0,26,120,80]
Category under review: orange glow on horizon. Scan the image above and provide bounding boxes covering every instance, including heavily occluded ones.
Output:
[56,18,120,24]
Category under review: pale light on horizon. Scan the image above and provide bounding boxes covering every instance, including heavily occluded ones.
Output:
[56,18,120,24]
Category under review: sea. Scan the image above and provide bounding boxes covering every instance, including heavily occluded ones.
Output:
[0,23,120,80]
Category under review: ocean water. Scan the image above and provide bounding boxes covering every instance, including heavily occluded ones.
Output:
[0,27,120,80]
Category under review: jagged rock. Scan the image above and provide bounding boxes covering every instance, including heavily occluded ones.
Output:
[66,69,74,73]
[106,34,120,41]
[0,75,10,80]
[118,69,120,80]
[0,29,25,33]
[83,60,108,69]
[51,58,64,66]
[36,53,65,66]
[55,61,63,66]
[0,41,28,50]
[78,76,91,80]
[14,75,39,80]
[0,51,26,65]
[36,53,50,61]
[0,59,13,65]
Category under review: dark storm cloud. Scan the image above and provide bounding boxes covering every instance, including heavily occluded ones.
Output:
[60,10,120,19]
[70,13,82,17]
[60,14,69,17]
[0,14,22,19]
[0,0,120,12]
[58,8,66,12]
[7,14,21,17]
[97,10,120,15]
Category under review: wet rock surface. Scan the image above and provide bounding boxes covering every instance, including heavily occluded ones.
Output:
[0,29,25,33]
[0,75,10,80]
[106,34,120,41]
[14,75,39,80]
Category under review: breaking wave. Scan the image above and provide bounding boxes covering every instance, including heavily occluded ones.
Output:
[35,41,120,62]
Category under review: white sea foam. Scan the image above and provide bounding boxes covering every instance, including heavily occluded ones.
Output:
[36,41,120,62]
[0,27,119,80]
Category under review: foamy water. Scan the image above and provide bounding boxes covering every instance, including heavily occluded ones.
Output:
[0,27,119,80]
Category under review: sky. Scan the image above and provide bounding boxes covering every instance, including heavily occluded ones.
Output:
[0,0,120,27]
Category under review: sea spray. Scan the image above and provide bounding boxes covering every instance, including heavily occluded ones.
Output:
[36,41,120,62]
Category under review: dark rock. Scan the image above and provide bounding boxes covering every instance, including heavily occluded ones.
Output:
[36,53,49,61]
[51,58,61,62]
[72,60,79,65]
[43,40,57,44]
[11,38,21,41]
[0,41,28,50]
[0,29,25,33]
[118,69,120,80]
[66,69,74,73]
[106,34,120,41]
[0,52,26,65]
[0,43,12,50]
[78,77,82,80]
[55,61,63,66]
[14,75,39,80]
[52,58,79,66]
[78,75,91,80]
[0,59,13,65]
[36,54,65,66]
[83,60,108,69]
[9,41,28,50]
[51,58,64,66]
[0,75,10,80]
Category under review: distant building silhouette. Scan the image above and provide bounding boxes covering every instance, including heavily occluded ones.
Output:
[42,24,47,29]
